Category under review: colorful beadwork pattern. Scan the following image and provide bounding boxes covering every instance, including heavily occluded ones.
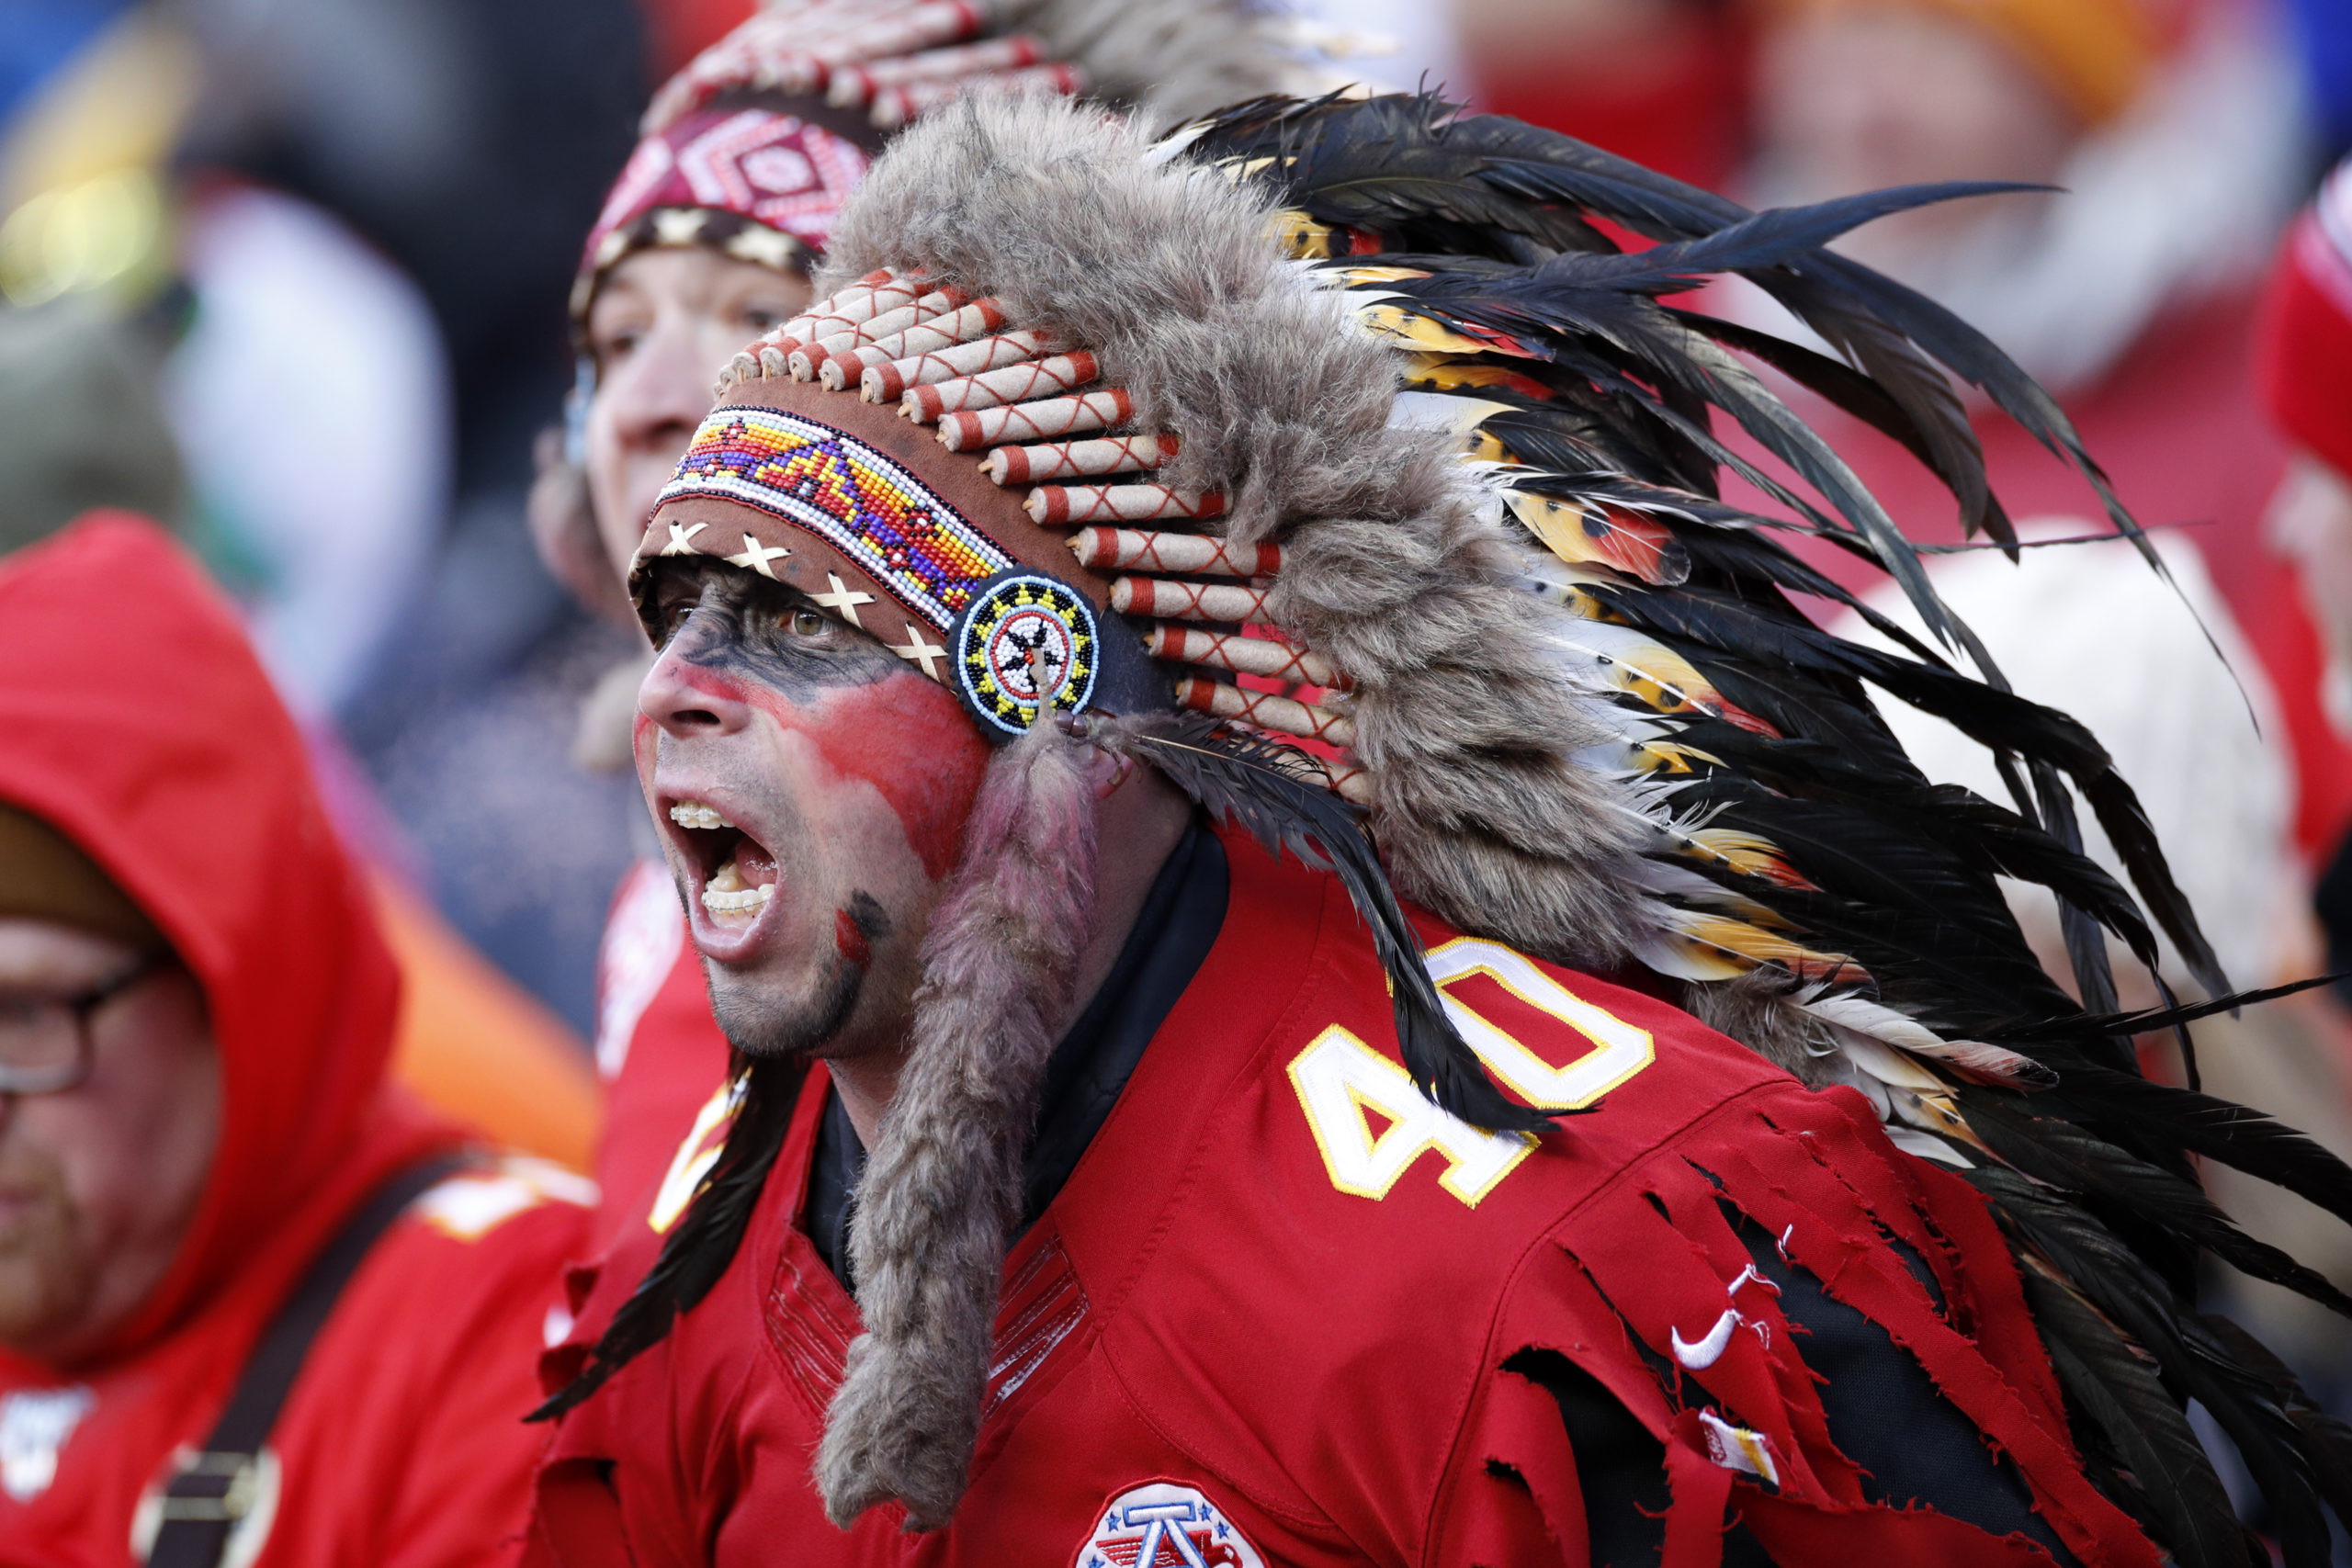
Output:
[950,573,1099,736]
[661,407,1012,630]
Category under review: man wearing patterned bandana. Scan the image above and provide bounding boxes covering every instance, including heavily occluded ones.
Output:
[526,92,2352,1568]
[537,0,1338,1252]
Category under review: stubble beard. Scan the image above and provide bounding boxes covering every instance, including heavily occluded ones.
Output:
[0,1153,93,1354]
[707,953,865,1063]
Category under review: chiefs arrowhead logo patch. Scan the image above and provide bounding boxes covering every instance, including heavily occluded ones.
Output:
[1072,1481,1265,1568]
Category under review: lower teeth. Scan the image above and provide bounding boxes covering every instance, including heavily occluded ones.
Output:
[702,857,774,916]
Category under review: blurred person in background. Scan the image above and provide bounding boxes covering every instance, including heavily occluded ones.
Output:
[0,515,590,1567]
[1451,0,1753,189]
[0,1,602,1172]
[2261,154,2352,981]
[159,0,655,1040]
[532,0,1340,1248]
[1737,0,2352,873]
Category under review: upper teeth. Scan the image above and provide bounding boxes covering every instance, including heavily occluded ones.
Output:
[672,802,729,830]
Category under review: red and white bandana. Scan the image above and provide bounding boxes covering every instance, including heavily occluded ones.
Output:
[571,106,871,324]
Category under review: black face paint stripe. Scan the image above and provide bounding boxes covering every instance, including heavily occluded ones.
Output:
[659,560,904,699]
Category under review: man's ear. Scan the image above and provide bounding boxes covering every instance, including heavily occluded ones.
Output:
[1079,742,1133,803]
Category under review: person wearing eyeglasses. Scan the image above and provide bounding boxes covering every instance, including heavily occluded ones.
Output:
[0,513,595,1568]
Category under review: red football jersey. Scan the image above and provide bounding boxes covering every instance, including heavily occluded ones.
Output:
[587,857,735,1253]
[529,829,2160,1568]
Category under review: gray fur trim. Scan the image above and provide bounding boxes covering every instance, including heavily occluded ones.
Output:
[1678,972,1841,1086]
[819,95,1655,969]
[817,718,1100,1529]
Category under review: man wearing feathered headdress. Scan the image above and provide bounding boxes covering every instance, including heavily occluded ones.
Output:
[525,84,2352,1567]
[530,0,1340,1249]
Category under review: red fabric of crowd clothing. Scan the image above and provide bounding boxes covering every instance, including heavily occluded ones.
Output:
[0,514,592,1568]
[528,827,2157,1568]
[587,858,733,1254]
[2259,190,2352,481]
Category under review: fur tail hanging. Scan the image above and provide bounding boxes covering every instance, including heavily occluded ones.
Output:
[816,716,1102,1529]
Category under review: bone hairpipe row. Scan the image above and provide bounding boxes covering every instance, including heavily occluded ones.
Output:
[1143,625,1340,688]
[1067,527,1279,580]
[898,352,1098,418]
[1174,678,1356,748]
[644,0,972,132]
[814,299,1006,387]
[1023,483,1225,525]
[728,270,905,386]
[873,62,1083,127]
[861,332,1057,400]
[1109,577,1265,624]
[938,389,1131,450]
[800,1,985,84]
[825,33,1040,105]
[770,270,915,355]
[793,291,983,382]
[984,434,1176,485]
[805,286,968,355]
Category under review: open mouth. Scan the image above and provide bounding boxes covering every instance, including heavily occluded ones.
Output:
[668,800,780,926]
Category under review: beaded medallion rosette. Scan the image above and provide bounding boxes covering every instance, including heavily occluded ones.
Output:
[951,572,1099,735]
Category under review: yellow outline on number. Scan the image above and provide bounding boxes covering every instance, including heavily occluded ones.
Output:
[1421,937,1655,1111]
[1286,1025,1537,1208]
[1287,940,1656,1207]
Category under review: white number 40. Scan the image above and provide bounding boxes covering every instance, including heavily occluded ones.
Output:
[1286,938,1654,1208]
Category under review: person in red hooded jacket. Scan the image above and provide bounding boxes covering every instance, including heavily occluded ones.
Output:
[0,513,593,1568]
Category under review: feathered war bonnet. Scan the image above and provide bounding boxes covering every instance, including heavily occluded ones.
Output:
[562,91,2352,1551]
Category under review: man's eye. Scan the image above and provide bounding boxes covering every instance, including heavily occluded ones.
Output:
[741,306,784,333]
[788,608,828,637]
[662,602,695,638]
[594,329,642,368]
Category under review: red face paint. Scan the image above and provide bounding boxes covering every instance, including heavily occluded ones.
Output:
[741,673,989,881]
[834,908,872,968]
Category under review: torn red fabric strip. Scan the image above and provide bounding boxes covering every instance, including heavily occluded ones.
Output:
[1561,1170,1849,1507]
[1702,1121,2162,1568]
[1469,1364,1593,1553]
[1663,1409,1737,1568]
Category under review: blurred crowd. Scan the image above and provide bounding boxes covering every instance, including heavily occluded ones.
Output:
[6,0,2352,1548]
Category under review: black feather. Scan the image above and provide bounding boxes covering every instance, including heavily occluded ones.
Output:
[1960,1093,2352,1321]
[2044,1066,2352,1233]
[1976,1169,2345,1565]
[2011,1258,2252,1568]
[530,1052,805,1420]
[1097,710,1559,1134]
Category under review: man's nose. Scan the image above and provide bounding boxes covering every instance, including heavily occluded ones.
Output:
[607,324,716,447]
[639,633,754,736]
